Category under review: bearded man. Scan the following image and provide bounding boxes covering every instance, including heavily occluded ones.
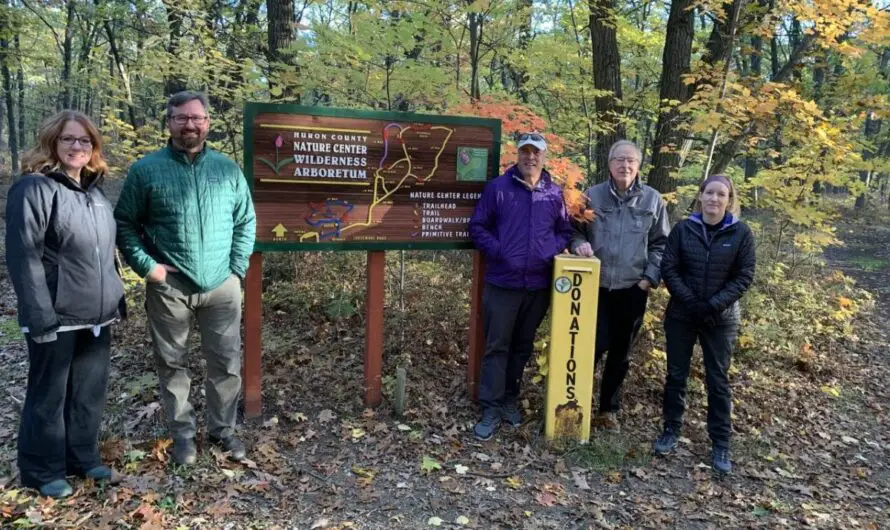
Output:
[115,91,256,466]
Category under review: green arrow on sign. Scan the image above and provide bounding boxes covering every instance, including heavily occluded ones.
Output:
[272,224,288,238]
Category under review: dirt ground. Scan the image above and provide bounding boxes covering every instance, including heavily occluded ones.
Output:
[0,203,888,529]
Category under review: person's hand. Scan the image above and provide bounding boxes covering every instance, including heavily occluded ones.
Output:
[574,242,593,257]
[637,278,652,292]
[146,264,179,283]
[686,300,711,317]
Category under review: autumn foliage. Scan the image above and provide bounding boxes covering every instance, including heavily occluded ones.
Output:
[452,97,593,222]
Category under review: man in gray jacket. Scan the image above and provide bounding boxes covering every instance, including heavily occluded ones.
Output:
[572,140,670,429]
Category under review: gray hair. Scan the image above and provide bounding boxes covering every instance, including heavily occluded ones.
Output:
[166,91,209,117]
[608,140,642,161]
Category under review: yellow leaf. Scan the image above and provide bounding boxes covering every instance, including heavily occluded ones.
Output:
[505,476,522,489]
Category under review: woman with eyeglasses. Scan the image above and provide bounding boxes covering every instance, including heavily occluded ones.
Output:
[5,110,125,497]
[652,175,755,474]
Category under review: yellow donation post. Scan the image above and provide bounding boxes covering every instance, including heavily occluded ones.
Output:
[545,255,600,442]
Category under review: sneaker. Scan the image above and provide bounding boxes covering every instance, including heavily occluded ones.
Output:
[209,435,247,461]
[711,446,732,474]
[39,479,73,498]
[502,402,522,427]
[473,409,501,441]
[84,465,124,484]
[171,437,198,466]
[596,412,620,432]
[653,427,679,455]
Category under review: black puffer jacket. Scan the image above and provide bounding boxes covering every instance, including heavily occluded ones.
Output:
[5,170,125,335]
[661,213,756,324]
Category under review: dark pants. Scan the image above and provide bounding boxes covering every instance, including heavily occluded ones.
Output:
[18,328,111,488]
[595,286,648,413]
[662,317,738,448]
[478,284,550,412]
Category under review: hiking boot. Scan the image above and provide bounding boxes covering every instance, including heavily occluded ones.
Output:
[711,445,732,474]
[85,465,124,484]
[597,412,620,432]
[473,409,501,441]
[502,402,522,427]
[171,437,197,466]
[653,427,680,455]
[39,479,73,499]
[209,435,247,461]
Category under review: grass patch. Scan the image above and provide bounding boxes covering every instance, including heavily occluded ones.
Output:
[0,317,22,345]
[563,431,649,473]
[849,255,888,271]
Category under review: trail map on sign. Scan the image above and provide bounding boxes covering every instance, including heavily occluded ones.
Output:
[246,104,500,251]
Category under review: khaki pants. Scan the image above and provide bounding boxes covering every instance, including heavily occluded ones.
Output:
[145,273,242,440]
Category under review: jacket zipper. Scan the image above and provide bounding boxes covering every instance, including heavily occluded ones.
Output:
[192,161,204,287]
[87,191,104,323]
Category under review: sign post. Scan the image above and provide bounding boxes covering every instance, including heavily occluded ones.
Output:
[242,104,500,415]
[544,255,601,441]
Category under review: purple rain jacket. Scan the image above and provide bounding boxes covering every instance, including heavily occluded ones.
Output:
[469,165,574,290]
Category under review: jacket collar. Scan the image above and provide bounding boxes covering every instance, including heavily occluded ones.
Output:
[608,177,642,201]
[507,164,553,191]
[40,167,103,192]
[688,212,738,229]
[166,139,208,165]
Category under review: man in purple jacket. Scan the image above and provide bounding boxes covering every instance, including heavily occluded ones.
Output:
[468,133,574,441]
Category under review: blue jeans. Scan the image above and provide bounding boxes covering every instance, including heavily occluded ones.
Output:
[478,284,550,412]
[18,328,111,488]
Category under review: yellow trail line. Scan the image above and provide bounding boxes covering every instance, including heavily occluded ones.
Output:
[259,124,372,134]
[300,232,320,242]
[337,125,455,236]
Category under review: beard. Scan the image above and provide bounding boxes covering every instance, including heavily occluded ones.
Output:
[173,128,208,150]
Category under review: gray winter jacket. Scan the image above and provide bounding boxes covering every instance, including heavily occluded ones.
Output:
[5,171,125,336]
[570,179,670,290]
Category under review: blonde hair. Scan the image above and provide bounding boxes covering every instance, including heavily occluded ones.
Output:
[693,174,740,217]
[21,110,108,179]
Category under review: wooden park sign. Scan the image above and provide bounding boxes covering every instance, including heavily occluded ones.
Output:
[241,103,501,416]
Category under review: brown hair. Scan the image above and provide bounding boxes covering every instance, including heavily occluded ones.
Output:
[21,110,108,179]
[693,174,740,217]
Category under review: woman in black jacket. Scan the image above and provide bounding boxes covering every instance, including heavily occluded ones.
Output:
[5,111,125,497]
[652,174,755,474]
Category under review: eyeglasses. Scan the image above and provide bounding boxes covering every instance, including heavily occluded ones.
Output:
[519,133,544,142]
[58,135,93,147]
[610,156,639,164]
[168,115,209,125]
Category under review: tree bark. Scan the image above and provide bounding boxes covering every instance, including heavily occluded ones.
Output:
[468,9,483,100]
[162,1,187,95]
[1,0,18,174]
[647,0,694,193]
[60,0,76,109]
[15,30,23,147]
[512,0,533,102]
[267,0,298,102]
[590,0,626,182]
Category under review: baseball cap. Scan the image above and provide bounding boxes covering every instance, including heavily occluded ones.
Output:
[517,132,547,151]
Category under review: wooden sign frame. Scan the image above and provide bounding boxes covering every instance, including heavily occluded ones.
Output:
[241,104,499,417]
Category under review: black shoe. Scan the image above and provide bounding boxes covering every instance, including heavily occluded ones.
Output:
[653,427,679,455]
[473,409,501,441]
[711,445,732,474]
[502,402,522,427]
[209,435,247,461]
[85,465,124,484]
[171,437,197,466]
[38,479,73,498]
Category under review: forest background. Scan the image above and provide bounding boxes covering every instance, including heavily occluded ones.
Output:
[0,0,890,528]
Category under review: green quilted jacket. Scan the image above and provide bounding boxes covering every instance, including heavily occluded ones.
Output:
[114,142,256,292]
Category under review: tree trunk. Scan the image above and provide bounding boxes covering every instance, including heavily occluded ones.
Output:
[512,0,532,102]
[267,0,298,102]
[15,30,23,147]
[468,9,483,100]
[162,1,187,95]
[590,0,626,182]
[1,2,18,174]
[61,0,76,109]
[647,0,694,194]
